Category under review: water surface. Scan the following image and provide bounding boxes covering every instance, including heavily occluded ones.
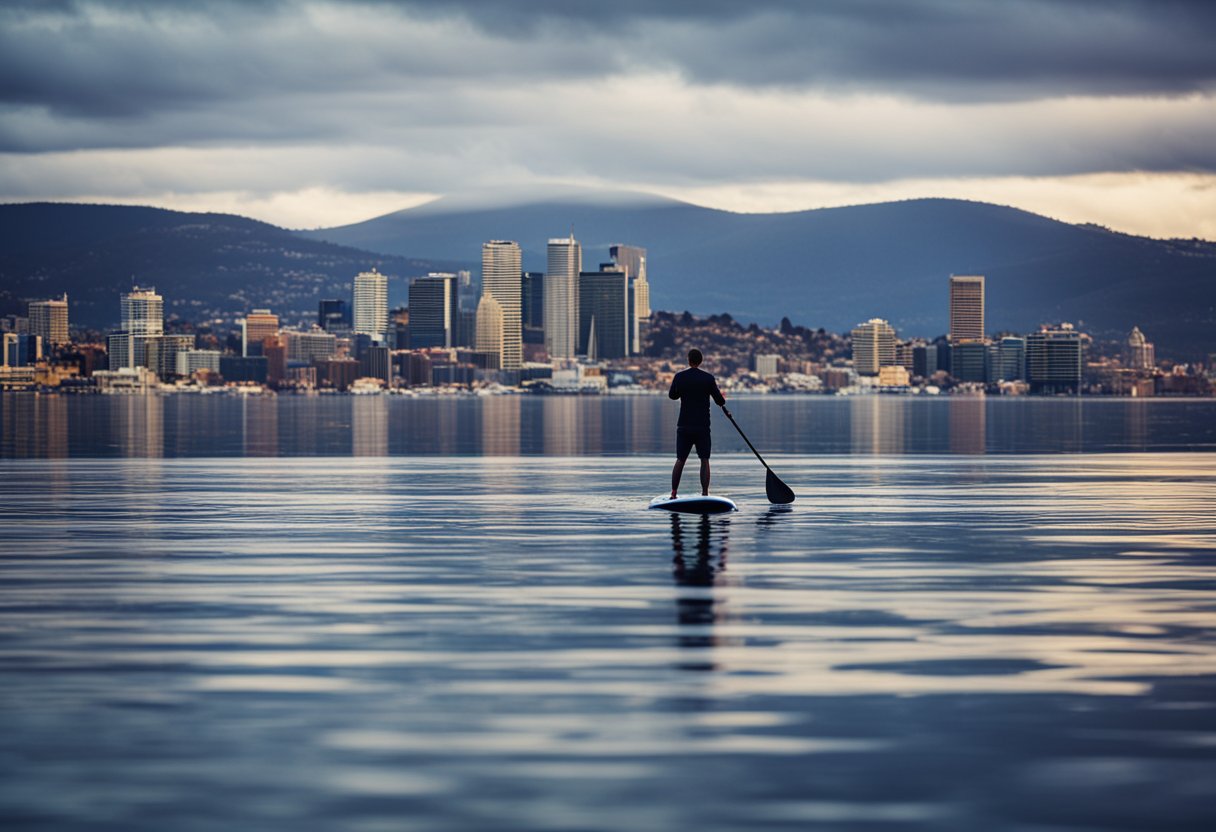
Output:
[2,452,1215,830]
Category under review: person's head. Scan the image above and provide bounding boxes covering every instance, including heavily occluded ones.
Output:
[688,348,703,367]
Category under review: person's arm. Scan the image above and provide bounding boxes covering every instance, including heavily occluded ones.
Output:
[668,373,681,400]
[712,379,729,416]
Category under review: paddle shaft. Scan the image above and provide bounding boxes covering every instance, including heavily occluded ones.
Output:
[720,405,772,472]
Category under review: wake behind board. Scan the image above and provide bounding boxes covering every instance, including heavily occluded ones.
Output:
[649,495,737,514]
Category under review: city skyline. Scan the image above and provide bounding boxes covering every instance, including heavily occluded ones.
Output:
[1,2,1214,238]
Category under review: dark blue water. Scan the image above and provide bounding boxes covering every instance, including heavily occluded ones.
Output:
[2,396,1215,830]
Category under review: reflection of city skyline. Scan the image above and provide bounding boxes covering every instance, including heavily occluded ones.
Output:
[0,396,1207,458]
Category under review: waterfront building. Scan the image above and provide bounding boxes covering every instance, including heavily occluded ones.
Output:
[1027,325,1083,394]
[851,318,897,376]
[175,349,221,377]
[878,365,911,387]
[578,266,630,361]
[475,294,504,370]
[951,341,989,383]
[610,244,650,355]
[283,328,338,363]
[109,286,164,371]
[318,298,350,333]
[912,344,939,379]
[482,241,523,370]
[28,294,69,347]
[522,271,545,345]
[353,268,389,343]
[241,309,279,357]
[949,275,985,342]
[315,358,360,391]
[3,333,41,367]
[1127,326,1156,371]
[360,344,392,385]
[408,274,459,348]
[995,336,1026,381]
[544,235,581,360]
[754,354,780,377]
[220,355,269,384]
[158,334,196,379]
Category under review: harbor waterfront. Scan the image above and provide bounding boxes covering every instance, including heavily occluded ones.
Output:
[2,396,1216,831]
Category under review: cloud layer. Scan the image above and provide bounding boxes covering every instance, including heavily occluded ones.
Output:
[2,0,1215,235]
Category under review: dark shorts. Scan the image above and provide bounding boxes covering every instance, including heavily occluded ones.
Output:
[676,427,711,460]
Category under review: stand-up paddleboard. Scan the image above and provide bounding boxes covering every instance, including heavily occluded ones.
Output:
[649,495,737,514]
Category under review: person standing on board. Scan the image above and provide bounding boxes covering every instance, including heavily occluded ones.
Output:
[668,348,728,498]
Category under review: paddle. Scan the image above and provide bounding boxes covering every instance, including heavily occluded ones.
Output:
[719,404,795,504]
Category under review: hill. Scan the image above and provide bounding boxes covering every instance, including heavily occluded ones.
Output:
[0,203,450,330]
[301,190,1216,357]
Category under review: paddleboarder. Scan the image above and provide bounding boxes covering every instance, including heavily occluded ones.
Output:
[668,348,728,498]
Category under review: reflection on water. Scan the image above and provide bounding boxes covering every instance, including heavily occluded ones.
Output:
[1,455,1215,830]
[3,395,1216,458]
[671,514,732,662]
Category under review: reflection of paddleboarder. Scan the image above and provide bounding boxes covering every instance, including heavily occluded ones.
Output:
[668,349,727,498]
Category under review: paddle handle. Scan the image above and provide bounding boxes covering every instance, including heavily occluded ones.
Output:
[720,404,771,472]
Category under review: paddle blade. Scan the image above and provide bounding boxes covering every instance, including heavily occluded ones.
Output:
[765,468,796,504]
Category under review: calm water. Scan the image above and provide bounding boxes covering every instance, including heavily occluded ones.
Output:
[1,394,1215,457]
[2,397,1216,830]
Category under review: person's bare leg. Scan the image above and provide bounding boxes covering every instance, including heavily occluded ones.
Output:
[671,457,686,498]
[700,458,711,496]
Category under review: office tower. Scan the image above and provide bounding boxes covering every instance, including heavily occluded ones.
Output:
[522,271,545,345]
[475,294,504,370]
[360,344,392,385]
[1027,325,1083,394]
[242,309,279,356]
[318,299,350,332]
[949,275,985,342]
[950,341,989,383]
[544,235,581,360]
[175,349,221,377]
[912,344,939,379]
[28,294,69,347]
[482,241,523,369]
[158,333,196,379]
[456,270,477,311]
[578,266,630,361]
[3,333,41,367]
[754,354,780,377]
[408,274,459,348]
[610,244,650,355]
[283,328,338,363]
[1127,326,1155,370]
[109,286,164,371]
[850,318,897,376]
[219,355,269,384]
[995,336,1026,381]
[353,268,389,342]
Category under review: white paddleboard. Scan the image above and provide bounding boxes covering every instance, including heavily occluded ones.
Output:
[648,495,738,514]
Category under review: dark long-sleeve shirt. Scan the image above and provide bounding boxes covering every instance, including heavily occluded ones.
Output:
[668,367,726,429]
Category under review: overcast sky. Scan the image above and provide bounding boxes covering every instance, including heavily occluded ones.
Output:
[2,0,1215,236]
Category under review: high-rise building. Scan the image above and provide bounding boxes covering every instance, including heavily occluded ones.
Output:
[353,269,389,343]
[318,299,350,333]
[110,286,164,371]
[949,275,985,343]
[995,336,1026,381]
[242,309,279,356]
[522,271,545,345]
[283,328,338,363]
[610,244,650,355]
[544,236,581,360]
[578,266,630,361]
[1027,325,1082,394]
[28,294,69,347]
[482,241,523,369]
[1127,326,1156,371]
[408,274,459,349]
[475,294,504,370]
[851,318,897,376]
[158,334,196,379]
[951,341,989,383]
[3,333,41,367]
